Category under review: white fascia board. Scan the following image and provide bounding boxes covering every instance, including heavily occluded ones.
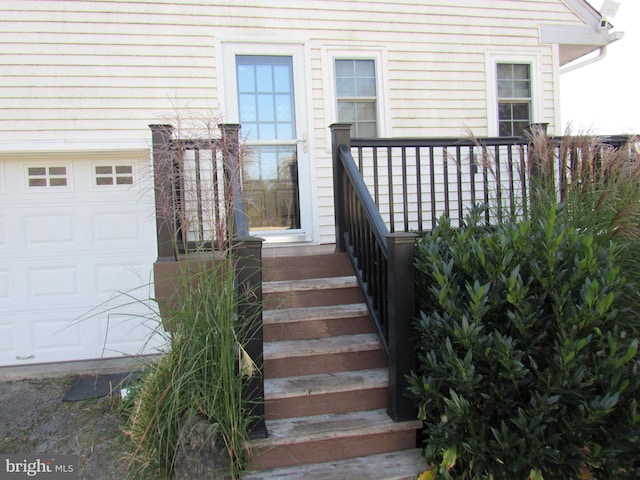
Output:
[562,0,603,29]
[540,24,612,46]
[0,139,151,157]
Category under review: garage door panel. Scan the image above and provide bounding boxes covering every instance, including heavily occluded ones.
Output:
[26,214,76,245]
[98,310,165,357]
[95,262,152,299]
[33,317,87,354]
[0,270,9,302]
[28,265,80,300]
[93,211,145,244]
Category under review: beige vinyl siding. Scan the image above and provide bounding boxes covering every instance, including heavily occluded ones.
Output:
[0,0,589,243]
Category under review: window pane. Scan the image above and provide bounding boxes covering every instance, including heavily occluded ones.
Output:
[239,94,257,122]
[356,102,376,121]
[50,177,67,187]
[357,122,377,137]
[96,166,112,175]
[512,103,530,120]
[513,121,529,136]
[356,77,376,97]
[29,178,47,187]
[237,65,254,93]
[497,63,512,79]
[259,123,276,140]
[335,59,354,77]
[49,167,67,176]
[256,65,273,92]
[273,65,291,93]
[355,59,375,77]
[115,165,132,174]
[498,80,513,98]
[338,101,356,122]
[258,94,275,121]
[336,77,355,97]
[513,64,530,80]
[28,167,46,176]
[498,103,512,119]
[275,94,292,122]
[116,176,133,185]
[97,177,113,185]
[499,121,513,136]
[514,80,530,97]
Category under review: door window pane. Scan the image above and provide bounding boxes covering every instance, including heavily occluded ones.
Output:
[236,56,296,141]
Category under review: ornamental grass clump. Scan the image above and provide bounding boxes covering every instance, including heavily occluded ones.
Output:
[409,204,640,479]
[124,256,259,479]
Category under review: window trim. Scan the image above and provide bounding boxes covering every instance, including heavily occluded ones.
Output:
[486,51,542,137]
[322,46,390,144]
[24,163,72,191]
[92,163,135,188]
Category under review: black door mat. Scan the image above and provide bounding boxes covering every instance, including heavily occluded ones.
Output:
[62,371,139,401]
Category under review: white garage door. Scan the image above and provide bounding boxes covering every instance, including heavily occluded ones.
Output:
[0,150,165,367]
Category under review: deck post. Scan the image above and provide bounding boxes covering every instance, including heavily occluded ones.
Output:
[219,123,249,241]
[386,232,418,422]
[233,236,267,439]
[150,124,176,260]
[330,123,353,253]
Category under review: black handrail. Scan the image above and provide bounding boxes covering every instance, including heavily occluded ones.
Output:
[332,124,417,422]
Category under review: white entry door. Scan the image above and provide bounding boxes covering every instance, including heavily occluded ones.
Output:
[223,44,313,243]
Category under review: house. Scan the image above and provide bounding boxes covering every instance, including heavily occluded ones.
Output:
[0,0,622,368]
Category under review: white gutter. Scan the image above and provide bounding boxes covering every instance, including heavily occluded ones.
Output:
[559,30,624,74]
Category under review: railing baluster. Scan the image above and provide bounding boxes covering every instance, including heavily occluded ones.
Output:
[429,145,436,230]
[456,145,463,223]
[415,147,423,232]
[386,146,395,232]
[401,146,409,232]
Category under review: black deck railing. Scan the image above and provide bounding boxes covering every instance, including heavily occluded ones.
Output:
[331,123,638,423]
[150,124,266,439]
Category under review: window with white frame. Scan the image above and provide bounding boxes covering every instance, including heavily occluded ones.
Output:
[497,63,532,136]
[94,165,134,186]
[27,166,69,188]
[335,59,378,137]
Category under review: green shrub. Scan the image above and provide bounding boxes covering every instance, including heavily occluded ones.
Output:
[408,206,640,479]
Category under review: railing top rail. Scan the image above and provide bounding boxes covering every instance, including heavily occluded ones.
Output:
[338,144,389,250]
[350,134,638,149]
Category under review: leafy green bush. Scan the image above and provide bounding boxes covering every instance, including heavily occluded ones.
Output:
[408,206,640,479]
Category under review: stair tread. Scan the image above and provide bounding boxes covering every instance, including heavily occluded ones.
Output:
[263,276,358,294]
[264,333,381,360]
[265,368,388,399]
[243,448,426,479]
[251,409,422,448]
[263,303,369,324]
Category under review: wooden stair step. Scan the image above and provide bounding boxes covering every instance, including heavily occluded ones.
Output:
[247,409,422,471]
[263,276,359,293]
[264,368,388,418]
[262,252,354,282]
[263,303,369,325]
[264,333,386,377]
[243,448,427,479]
[263,276,363,309]
[263,303,373,341]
